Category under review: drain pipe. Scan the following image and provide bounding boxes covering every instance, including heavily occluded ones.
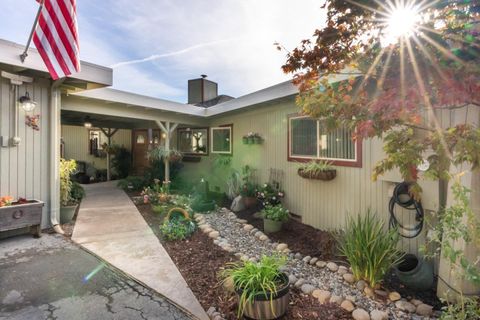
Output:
[50,79,65,234]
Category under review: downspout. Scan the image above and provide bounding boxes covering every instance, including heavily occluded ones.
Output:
[50,79,65,234]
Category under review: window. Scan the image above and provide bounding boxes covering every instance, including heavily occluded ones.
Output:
[211,125,232,154]
[288,115,361,167]
[177,128,209,155]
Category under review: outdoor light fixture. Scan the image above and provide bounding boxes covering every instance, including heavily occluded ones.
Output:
[84,116,92,128]
[18,92,37,112]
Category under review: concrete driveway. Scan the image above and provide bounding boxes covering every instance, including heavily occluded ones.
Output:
[0,234,191,320]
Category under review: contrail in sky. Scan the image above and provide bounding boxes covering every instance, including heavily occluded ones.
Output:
[110,38,236,68]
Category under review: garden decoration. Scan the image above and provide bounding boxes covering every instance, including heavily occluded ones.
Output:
[190,179,216,213]
[261,204,289,234]
[160,207,196,241]
[297,160,336,181]
[25,114,40,131]
[394,254,434,291]
[220,255,289,320]
[0,197,44,237]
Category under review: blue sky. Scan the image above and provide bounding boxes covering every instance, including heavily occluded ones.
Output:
[0,0,325,103]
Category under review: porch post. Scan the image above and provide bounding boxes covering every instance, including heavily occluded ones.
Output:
[155,121,177,185]
[100,128,118,181]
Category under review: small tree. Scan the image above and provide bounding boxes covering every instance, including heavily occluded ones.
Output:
[281,0,480,292]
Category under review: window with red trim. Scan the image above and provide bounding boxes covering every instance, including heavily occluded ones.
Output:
[288,115,362,167]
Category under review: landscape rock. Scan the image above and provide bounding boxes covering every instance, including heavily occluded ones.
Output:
[388,291,401,302]
[311,289,323,299]
[208,231,220,239]
[343,273,355,284]
[230,196,245,212]
[326,262,339,272]
[374,290,387,298]
[341,299,355,312]
[416,303,433,316]
[330,295,344,305]
[259,235,268,241]
[370,309,388,320]
[294,252,302,260]
[203,227,213,234]
[338,266,348,275]
[364,287,374,298]
[276,243,288,251]
[395,300,416,313]
[302,256,312,263]
[352,308,370,320]
[300,284,315,295]
[222,276,235,293]
[317,290,331,304]
[236,219,248,224]
[243,224,254,232]
[410,299,423,306]
[316,260,327,268]
[309,257,318,265]
[356,280,367,291]
[254,231,264,238]
[288,274,298,285]
[294,279,305,288]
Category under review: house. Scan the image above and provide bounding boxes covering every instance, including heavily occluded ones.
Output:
[1,38,478,297]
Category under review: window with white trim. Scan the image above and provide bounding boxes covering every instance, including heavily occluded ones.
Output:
[289,115,357,162]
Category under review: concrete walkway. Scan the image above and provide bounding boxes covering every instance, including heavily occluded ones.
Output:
[72,182,208,320]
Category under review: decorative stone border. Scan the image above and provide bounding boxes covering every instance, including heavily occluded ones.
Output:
[194,209,439,320]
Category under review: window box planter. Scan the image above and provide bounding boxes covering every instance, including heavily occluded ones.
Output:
[0,200,44,237]
[236,273,290,320]
[297,168,337,181]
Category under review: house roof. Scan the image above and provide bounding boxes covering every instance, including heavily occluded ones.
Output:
[0,39,112,89]
[73,72,360,118]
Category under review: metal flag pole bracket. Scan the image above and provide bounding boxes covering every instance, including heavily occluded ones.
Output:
[20,0,45,63]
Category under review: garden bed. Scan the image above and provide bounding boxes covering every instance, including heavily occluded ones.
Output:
[136,203,352,319]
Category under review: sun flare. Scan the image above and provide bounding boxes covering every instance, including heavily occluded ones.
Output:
[382,4,421,46]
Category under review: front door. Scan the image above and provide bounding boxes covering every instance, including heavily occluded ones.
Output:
[132,129,164,175]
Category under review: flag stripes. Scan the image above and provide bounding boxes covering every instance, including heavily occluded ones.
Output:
[33,0,80,80]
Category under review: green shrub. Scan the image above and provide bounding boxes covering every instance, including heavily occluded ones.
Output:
[60,159,77,206]
[160,217,196,241]
[111,146,132,179]
[261,204,289,222]
[70,182,85,203]
[339,210,404,287]
[117,176,145,192]
[440,297,480,320]
[219,255,287,318]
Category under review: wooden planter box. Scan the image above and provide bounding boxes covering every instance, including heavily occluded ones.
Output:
[297,169,337,181]
[0,200,44,237]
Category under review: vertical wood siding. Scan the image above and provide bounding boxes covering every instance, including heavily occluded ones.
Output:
[61,125,132,170]
[0,77,51,226]
[179,98,441,255]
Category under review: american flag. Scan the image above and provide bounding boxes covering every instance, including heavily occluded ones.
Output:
[33,0,80,80]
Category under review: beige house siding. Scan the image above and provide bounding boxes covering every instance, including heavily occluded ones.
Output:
[61,125,132,170]
[0,77,51,227]
[179,98,438,255]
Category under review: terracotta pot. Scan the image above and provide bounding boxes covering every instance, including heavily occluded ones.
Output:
[243,196,258,209]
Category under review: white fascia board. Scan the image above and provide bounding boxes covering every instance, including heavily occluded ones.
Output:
[0,39,112,86]
[73,88,206,117]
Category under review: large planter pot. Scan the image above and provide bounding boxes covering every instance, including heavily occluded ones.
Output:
[60,204,78,224]
[297,168,337,181]
[263,218,283,234]
[243,196,258,209]
[395,254,434,291]
[237,273,290,320]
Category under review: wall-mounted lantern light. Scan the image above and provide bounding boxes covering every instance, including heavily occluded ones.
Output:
[18,91,37,112]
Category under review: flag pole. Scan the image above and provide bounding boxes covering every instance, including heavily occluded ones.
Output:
[20,0,44,63]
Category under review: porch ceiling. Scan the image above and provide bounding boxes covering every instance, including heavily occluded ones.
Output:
[61,110,157,129]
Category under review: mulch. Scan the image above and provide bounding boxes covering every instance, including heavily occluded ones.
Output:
[137,203,352,319]
[235,206,341,261]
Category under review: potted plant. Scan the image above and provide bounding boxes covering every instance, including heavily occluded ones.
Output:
[242,134,250,144]
[252,133,262,144]
[220,255,290,320]
[297,160,337,181]
[261,204,289,233]
[60,159,81,224]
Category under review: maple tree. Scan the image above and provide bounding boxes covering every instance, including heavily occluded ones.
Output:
[282,0,480,197]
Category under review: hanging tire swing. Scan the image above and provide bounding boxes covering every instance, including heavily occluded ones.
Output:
[388,182,424,238]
